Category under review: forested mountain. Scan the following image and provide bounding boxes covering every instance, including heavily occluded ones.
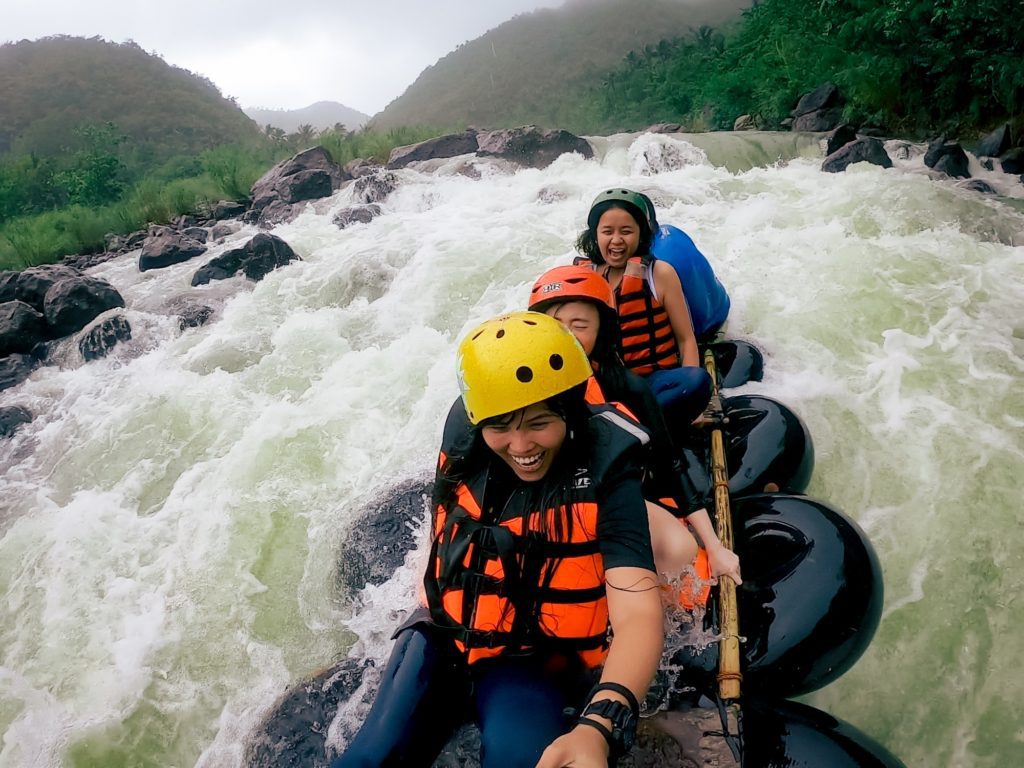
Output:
[371,0,749,131]
[0,36,263,164]
[245,101,369,133]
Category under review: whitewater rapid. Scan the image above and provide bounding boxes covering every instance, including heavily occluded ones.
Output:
[1,131,1022,767]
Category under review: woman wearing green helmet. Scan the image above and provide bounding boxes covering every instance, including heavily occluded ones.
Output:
[576,188,712,426]
[333,311,663,768]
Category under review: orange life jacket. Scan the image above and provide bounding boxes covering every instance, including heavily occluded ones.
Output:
[576,256,681,376]
[425,405,649,667]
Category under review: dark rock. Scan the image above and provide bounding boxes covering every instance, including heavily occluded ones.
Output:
[344,159,384,178]
[934,151,971,179]
[980,158,995,171]
[43,275,126,338]
[172,214,198,230]
[104,232,126,252]
[191,233,299,286]
[337,478,430,595]
[791,107,843,132]
[857,125,890,139]
[249,146,349,215]
[177,304,214,330]
[255,200,299,229]
[647,123,683,134]
[791,82,840,117]
[0,354,36,392]
[386,130,479,169]
[1000,147,1024,175]
[779,117,794,130]
[61,251,121,271]
[732,115,756,131]
[211,200,247,220]
[78,314,132,361]
[0,405,32,438]
[0,301,49,355]
[353,173,397,205]
[821,137,893,172]
[976,123,1011,158]
[333,205,382,229]
[961,179,996,195]
[138,231,207,271]
[924,136,954,167]
[824,124,858,156]
[210,222,239,240]
[0,265,80,311]
[475,126,594,169]
[125,230,147,249]
[182,227,209,244]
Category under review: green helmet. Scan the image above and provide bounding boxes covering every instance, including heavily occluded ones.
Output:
[586,188,653,232]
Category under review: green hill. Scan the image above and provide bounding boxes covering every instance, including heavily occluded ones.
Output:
[371,0,749,132]
[245,101,370,133]
[0,36,264,165]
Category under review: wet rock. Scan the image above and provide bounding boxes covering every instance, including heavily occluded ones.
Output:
[924,138,971,179]
[249,147,348,216]
[182,226,209,244]
[353,173,397,205]
[0,405,32,438]
[171,214,198,230]
[1000,147,1024,175]
[475,126,594,169]
[210,221,240,240]
[821,137,893,172]
[387,130,479,169]
[791,82,840,117]
[732,115,756,131]
[249,199,299,228]
[961,179,996,195]
[138,230,208,271]
[975,123,1011,158]
[0,265,81,311]
[177,303,215,330]
[191,233,299,286]
[61,251,122,270]
[980,158,995,171]
[647,123,683,134]
[779,117,794,130]
[43,276,125,338]
[0,354,36,392]
[337,478,430,596]
[333,205,382,230]
[78,314,132,361]
[343,159,383,178]
[824,124,858,156]
[0,301,49,355]
[792,107,843,133]
[211,200,247,220]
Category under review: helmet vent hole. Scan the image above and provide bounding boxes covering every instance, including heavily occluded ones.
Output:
[549,354,564,371]
[516,366,534,383]
[496,329,505,339]
[523,319,537,326]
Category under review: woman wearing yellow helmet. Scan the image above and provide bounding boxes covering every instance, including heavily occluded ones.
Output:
[333,311,663,768]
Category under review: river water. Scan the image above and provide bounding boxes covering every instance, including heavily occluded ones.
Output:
[1,131,1022,767]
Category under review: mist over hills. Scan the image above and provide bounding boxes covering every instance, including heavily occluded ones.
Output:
[245,101,370,134]
[372,0,749,131]
[0,36,262,164]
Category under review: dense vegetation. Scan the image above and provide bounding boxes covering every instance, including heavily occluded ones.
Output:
[371,0,747,131]
[579,0,1023,136]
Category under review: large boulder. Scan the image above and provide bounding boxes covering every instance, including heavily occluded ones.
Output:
[43,276,125,338]
[1000,147,1024,175]
[791,82,840,117]
[0,301,49,355]
[0,354,36,392]
[78,314,132,361]
[792,107,843,133]
[924,138,970,179]
[333,204,382,229]
[191,233,299,286]
[0,265,81,311]
[210,200,247,220]
[138,229,208,271]
[824,124,858,156]
[475,126,594,168]
[975,123,1012,158]
[0,405,32,438]
[387,130,480,169]
[353,173,397,205]
[733,114,756,131]
[249,146,349,215]
[821,137,893,173]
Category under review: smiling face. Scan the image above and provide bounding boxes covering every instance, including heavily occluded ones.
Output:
[546,300,601,357]
[595,206,641,269]
[481,402,567,482]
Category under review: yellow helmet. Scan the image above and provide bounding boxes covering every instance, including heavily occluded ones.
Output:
[457,311,592,424]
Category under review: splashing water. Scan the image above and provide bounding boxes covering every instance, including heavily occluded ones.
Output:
[1,131,1023,767]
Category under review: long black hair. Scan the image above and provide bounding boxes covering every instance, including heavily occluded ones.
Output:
[574,200,653,265]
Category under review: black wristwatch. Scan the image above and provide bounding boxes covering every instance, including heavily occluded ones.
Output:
[579,697,637,759]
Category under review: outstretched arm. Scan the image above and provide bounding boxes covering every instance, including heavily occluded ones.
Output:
[653,260,699,367]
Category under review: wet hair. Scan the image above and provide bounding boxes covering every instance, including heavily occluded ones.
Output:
[574,200,653,265]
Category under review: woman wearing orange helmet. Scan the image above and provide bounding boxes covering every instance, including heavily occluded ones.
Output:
[333,312,662,768]
[529,265,741,586]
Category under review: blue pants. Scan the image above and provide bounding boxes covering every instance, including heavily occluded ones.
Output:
[331,625,589,768]
[645,365,712,423]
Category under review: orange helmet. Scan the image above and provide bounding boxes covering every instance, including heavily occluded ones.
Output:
[528,265,615,315]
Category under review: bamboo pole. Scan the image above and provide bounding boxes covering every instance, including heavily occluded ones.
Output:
[703,348,742,701]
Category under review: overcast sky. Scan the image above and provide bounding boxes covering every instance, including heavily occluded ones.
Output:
[3,0,569,116]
